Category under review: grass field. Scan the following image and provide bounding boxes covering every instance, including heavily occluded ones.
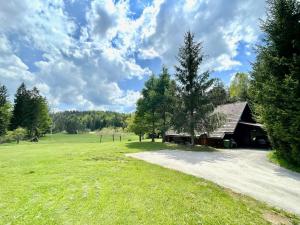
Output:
[0,133,299,225]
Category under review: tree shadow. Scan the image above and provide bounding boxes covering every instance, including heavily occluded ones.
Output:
[125,141,216,152]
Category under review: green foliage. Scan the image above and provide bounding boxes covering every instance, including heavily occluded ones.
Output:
[229,72,250,101]
[10,83,27,130]
[0,84,11,136]
[51,111,128,133]
[2,131,15,143]
[249,0,300,165]
[1,127,27,144]
[10,83,52,138]
[136,75,161,142]
[268,151,300,173]
[126,113,148,142]
[155,66,177,142]
[135,67,176,142]
[64,116,84,134]
[208,79,230,106]
[13,127,27,144]
[174,31,215,145]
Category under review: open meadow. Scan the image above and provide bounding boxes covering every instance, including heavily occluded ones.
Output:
[0,133,299,225]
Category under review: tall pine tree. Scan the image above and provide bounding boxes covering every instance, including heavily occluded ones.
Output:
[250,0,300,165]
[174,31,215,146]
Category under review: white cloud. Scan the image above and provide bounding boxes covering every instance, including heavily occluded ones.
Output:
[215,54,242,71]
[113,90,141,110]
[0,35,35,99]
[137,0,265,70]
[0,0,266,111]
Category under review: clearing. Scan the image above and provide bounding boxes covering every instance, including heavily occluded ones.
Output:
[0,133,299,225]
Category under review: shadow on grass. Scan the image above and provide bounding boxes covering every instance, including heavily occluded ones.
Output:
[125,141,216,152]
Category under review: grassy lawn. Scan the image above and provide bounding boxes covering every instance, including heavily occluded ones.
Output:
[268,151,300,173]
[0,133,299,225]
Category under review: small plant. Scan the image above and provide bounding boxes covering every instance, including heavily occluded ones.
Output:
[13,127,27,144]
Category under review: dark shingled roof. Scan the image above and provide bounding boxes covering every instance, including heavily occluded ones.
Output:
[209,102,247,139]
[166,101,251,139]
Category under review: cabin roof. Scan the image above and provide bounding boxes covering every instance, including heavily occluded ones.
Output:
[209,101,247,139]
[166,101,262,139]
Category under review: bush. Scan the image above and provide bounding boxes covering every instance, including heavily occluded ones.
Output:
[0,127,27,144]
[13,127,27,144]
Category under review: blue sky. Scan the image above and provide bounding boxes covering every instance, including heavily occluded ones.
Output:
[0,0,266,112]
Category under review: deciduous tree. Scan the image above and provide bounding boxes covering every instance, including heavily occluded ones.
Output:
[229,72,250,101]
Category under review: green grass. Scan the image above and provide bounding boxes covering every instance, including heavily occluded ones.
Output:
[268,151,300,173]
[0,133,299,225]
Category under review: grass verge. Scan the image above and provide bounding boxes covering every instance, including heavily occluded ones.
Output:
[268,151,300,173]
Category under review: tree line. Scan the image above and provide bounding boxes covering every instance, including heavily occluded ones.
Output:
[51,111,128,134]
[0,83,51,143]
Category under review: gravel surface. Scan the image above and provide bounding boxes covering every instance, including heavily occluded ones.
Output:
[127,149,300,215]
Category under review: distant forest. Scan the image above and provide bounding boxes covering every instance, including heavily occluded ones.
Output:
[51,111,128,134]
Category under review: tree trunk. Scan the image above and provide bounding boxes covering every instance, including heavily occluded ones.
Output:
[151,124,155,142]
[162,111,166,143]
[190,110,195,147]
[139,134,142,142]
[152,111,155,142]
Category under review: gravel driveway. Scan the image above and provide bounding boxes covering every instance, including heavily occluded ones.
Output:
[127,149,300,215]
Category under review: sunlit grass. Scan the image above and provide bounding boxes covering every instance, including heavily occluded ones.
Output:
[0,133,298,224]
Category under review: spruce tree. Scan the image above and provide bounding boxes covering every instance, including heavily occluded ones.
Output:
[174,31,215,146]
[250,0,300,164]
[10,83,29,130]
[156,66,177,142]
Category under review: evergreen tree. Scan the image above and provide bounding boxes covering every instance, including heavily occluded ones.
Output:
[10,83,29,130]
[0,84,11,136]
[174,31,215,146]
[156,66,177,142]
[249,0,300,165]
[136,75,160,142]
[208,79,229,106]
[11,84,52,138]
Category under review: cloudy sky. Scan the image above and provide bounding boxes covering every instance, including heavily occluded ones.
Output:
[0,0,266,112]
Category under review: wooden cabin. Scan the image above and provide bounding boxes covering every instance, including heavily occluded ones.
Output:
[165,102,269,148]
